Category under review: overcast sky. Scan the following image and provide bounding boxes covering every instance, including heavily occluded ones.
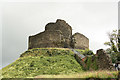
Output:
[1,0,119,69]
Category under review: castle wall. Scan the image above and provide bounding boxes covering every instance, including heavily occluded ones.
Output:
[28,19,89,49]
[45,19,72,39]
[71,33,89,49]
[45,19,72,48]
[28,30,63,49]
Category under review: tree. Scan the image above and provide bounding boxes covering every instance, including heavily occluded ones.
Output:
[118,29,120,52]
[104,30,118,52]
[117,29,120,61]
[104,29,120,63]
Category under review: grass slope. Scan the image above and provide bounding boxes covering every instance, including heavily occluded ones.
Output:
[1,48,83,78]
[35,70,118,78]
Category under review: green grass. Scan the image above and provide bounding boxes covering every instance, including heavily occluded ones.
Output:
[75,49,94,56]
[74,49,98,71]
[1,48,118,78]
[1,48,83,78]
[85,55,98,70]
[20,48,73,57]
[35,70,118,78]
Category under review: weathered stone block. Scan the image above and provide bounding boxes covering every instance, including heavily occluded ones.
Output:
[96,49,114,70]
[71,33,89,49]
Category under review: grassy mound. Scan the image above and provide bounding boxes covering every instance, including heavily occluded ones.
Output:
[1,48,83,78]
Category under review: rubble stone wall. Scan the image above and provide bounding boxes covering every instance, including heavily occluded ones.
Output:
[71,33,89,49]
[28,30,63,49]
[28,19,89,49]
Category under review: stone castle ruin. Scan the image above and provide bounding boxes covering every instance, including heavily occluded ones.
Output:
[28,19,89,49]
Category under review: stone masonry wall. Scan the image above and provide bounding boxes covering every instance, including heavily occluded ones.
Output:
[28,30,63,49]
[45,19,72,48]
[45,19,72,39]
[28,19,89,49]
[96,49,114,70]
[71,33,89,49]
